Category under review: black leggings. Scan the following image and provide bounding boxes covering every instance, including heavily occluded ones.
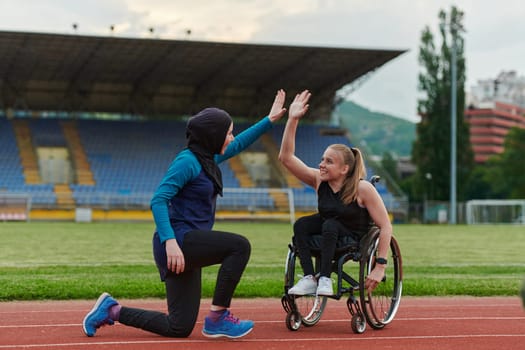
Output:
[118,230,251,337]
[293,213,356,278]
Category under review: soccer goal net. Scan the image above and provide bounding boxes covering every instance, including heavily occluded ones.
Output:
[466,199,525,225]
[0,193,31,221]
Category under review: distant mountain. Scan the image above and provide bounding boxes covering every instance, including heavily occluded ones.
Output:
[336,101,416,157]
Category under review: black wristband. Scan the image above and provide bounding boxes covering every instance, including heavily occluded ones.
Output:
[376,257,387,265]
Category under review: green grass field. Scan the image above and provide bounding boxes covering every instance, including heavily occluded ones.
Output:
[0,221,524,301]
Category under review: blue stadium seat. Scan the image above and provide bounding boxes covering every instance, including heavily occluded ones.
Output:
[0,119,25,191]
[0,119,55,204]
[1,118,397,212]
[30,119,67,147]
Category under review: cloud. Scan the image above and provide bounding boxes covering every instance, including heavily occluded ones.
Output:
[0,0,523,121]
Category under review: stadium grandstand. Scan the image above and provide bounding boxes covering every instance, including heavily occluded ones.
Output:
[0,30,407,223]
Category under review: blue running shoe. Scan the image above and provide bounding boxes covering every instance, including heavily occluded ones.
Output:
[83,292,118,337]
[202,310,254,339]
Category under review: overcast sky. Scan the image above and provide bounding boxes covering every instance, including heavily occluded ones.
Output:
[1,0,523,122]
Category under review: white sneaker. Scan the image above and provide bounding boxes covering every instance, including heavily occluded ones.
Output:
[288,275,317,295]
[316,276,333,296]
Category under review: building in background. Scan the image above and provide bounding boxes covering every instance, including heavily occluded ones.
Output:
[465,71,525,163]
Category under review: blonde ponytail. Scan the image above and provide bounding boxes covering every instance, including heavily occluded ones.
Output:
[329,144,367,205]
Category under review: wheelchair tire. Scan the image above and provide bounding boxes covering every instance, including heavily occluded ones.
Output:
[351,313,367,334]
[298,295,327,327]
[283,245,327,328]
[360,235,403,329]
[286,311,302,331]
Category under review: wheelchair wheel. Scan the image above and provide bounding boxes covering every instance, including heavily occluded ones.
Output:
[286,311,301,331]
[283,245,327,328]
[351,313,366,334]
[360,235,403,329]
[295,294,327,327]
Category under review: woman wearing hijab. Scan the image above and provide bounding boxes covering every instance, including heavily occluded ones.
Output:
[83,90,287,339]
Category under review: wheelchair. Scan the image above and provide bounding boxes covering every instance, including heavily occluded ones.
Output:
[281,176,403,334]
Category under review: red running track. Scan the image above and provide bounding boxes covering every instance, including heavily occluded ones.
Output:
[1,296,524,350]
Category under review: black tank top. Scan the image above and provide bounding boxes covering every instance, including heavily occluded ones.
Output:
[317,181,371,237]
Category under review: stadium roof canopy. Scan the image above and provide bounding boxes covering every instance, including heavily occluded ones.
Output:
[0,30,405,120]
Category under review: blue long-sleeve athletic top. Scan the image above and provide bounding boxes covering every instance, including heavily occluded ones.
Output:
[150,116,273,246]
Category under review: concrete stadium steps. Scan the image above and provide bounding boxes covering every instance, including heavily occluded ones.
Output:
[12,120,42,184]
[61,121,96,186]
[53,183,75,208]
[228,156,255,187]
[268,190,291,212]
[260,134,303,188]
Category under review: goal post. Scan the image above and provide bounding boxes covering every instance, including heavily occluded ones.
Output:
[0,193,31,222]
[466,199,525,225]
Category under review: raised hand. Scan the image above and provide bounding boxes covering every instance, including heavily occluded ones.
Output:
[268,89,287,122]
[289,90,311,120]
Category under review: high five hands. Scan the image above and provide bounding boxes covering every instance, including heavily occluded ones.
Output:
[268,89,287,122]
[269,89,311,122]
[289,90,311,120]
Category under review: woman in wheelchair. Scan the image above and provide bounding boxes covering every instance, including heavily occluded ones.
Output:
[278,90,392,297]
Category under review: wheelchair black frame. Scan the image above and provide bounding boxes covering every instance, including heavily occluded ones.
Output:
[281,175,402,333]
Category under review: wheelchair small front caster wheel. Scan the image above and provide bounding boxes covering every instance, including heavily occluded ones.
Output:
[351,313,366,334]
[286,311,301,331]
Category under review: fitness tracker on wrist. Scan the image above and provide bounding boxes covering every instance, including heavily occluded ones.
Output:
[376,257,387,265]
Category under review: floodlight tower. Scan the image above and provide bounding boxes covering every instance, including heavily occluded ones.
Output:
[441,18,461,224]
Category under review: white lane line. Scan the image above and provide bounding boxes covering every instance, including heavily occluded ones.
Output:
[1,334,525,348]
[2,315,525,329]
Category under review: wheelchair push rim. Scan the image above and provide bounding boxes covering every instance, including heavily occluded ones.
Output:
[360,235,403,329]
[283,246,328,329]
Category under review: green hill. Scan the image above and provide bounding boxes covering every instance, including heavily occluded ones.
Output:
[336,101,416,157]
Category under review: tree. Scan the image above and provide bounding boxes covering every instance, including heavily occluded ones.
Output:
[381,151,400,184]
[466,127,525,199]
[412,6,473,201]
[469,127,525,199]
[464,163,503,199]
[494,127,525,198]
